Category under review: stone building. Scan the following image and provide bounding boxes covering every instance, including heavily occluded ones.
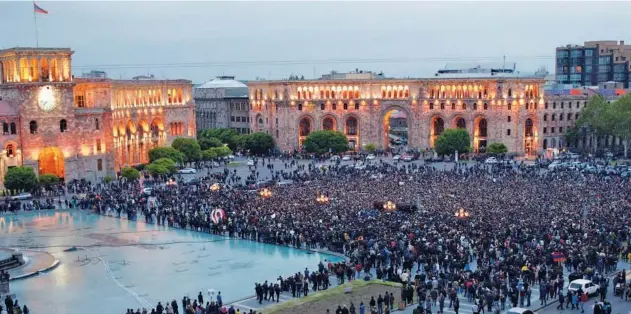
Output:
[248,73,546,155]
[193,76,250,134]
[0,47,196,186]
[556,40,631,88]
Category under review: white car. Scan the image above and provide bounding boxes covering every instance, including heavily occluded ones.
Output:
[342,155,352,161]
[402,155,413,162]
[11,192,33,200]
[393,155,401,161]
[246,159,255,166]
[210,161,220,167]
[177,168,197,174]
[506,308,536,314]
[227,155,235,160]
[330,155,340,162]
[484,157,498,164]
[366,154,376,160]
[354,162,366,169]
[568,279,599,296]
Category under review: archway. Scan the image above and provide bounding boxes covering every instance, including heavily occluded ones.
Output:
[39,147,64,178]
[430,115,445,148]
[255,114,264,132]
[453,116,466,129]
[382,109,408,151]
[345,115,360,151]
[298,116,313,148]
[474,116,488,152]
[524,118,534,156]
[322,116,336,131]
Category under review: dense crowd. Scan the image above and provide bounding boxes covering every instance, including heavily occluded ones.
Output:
[67,157,630,314]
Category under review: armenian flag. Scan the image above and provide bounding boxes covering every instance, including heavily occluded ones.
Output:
[34,2,48,14]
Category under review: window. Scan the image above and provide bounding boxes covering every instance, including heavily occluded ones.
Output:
[332,103,336,110]
[10,123,16,135]
[95,118,100,130]
[553,102,556,109]
[552,114,556,121]
[97,159,103,171]
[507,89,512,98]
[231,116,235,122]
[575,113,580,120]
[507,116,511,122]
[560,102,564,109]
[429,103,434,110]
[507,129,511,136]
[462,103,467,110]
[545,102,548,109]
[543,114,548,121]
[343,103,348,110]
[75,95,85,108]
[96,139,102,153]
[236,116,241,123]
[543,127,547,134]
[567,113,572,120]
[60,119,67,132]
[473,103,478,110]
[576,102,580,109]
[507,103,512,110]
[440,103,445,110]
[551,127,555,133]
[29,120,37,134]
[320,103,325,110]
[2,123,7,135]
[5,144,14,157]
[560,114,564,121]
[354,103,359,110]
[276,129,279,138]
[483,103,488,110]
[525,118,534,137]
[297,103,302,111]
[559,127,563,133]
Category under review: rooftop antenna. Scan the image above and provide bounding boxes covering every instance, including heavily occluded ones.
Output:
[503,55,506,73]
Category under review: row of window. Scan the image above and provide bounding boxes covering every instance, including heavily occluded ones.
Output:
[28,118,100,134]
[232,128,250,135]
[543,127,565,134]
[543,112,579,122]
[297,102,361,111]
[545,101,587,110]
[230,116,249,123]
[230,103,249,111]
[430,102,491,111]
[169,122,185,136]
[2,122,17,135]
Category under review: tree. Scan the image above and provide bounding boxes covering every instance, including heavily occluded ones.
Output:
[244,132,275,155]
[303,130,349,154]
[39,174,60,188]
[4,167,38,192]
[121,167,141,181]
[171,138,201,163]
[574,95,609,152]
[198,128,239,144]
[210,146,232,158]
[434,128,471,156]
[364,143,377,152]
[229,134,247,151]
[201,149,218,161]
[153,157,177,173]
[199,137,223,150]
[486,142,508,155]
[147,158,177,177]
[148,147,184,164]
[603,94,631,157]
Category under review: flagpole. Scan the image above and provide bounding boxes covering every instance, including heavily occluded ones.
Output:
[33,1,39,47]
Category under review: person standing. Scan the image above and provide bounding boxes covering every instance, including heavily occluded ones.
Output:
[453,298,459,314]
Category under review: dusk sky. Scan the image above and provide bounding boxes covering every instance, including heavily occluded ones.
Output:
[1,1,630,83]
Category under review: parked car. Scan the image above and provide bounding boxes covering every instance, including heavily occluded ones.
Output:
[246,159,255,166]
[366,154,376,160]
[484,157,498,164]
[342,155,352,161]
[402,154,414,162]
[11,192,33,200]
[393,155,401,161]
[568,279,599,296]
[330,155,340,162]
[177,168,197,174]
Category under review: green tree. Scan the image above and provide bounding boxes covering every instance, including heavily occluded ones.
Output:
[199,137,223,150]
[229,134,247,151]
[39,174,60,188]
[603,94,631,157]
[364,143,377,152]
[147,158,177,177]
[121,167,141,180]
[574,95,609,152]
[104,176,113,184]
[201,149,218,161]
[198,128,239,144]
[434,128,471,156]
[303,130,349,155]
[171,138,201,163]
[148,147,185,164]
[244,132,275,155]
[4,167,38,192]
[210,146,232,158]
[486,142,508,155]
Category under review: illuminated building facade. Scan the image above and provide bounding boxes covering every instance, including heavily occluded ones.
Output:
[249,73,545,155]
[0,47,196,186]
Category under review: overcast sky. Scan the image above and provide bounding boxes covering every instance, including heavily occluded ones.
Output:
[1,1,630,83]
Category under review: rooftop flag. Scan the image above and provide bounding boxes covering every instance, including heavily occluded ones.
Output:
[34,2,48,14]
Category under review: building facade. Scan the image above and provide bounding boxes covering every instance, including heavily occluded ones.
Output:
[556,40,631,88]
[248,75,546,155]
[0,47,196,186]
[193,76,250,134]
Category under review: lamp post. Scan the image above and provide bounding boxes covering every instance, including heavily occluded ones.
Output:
[383,200,396,211]
[316,194,329,204]
[259,187,272,199]
[455,207,470,218]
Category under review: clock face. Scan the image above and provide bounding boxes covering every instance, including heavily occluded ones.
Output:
[38,88,57,112]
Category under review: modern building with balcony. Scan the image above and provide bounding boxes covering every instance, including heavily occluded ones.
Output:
[556,40,631,88]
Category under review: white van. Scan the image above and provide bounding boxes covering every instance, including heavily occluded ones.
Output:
[568,279,599,295]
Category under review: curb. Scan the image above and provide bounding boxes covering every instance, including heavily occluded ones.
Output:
[9,253,60,281]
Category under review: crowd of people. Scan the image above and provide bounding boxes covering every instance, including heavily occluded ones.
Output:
[58,156,631,313]
[1,295,29,314]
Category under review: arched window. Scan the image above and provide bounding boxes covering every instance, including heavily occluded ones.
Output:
[354,103,359,110]
[297,103,302,111]
[507,103,512,111]
[299,117,312,137]
[95,118,100,130]
[456,118,466,129]
[483,103,488,110]
[29,120,38,134]
[2,122,7,134]
[433,117,445,136]
[60,119,68,132]
[525,118,534,137]
[478,119,487,137]
[345,116,358,135]
[543,139,548,150]
[462,103,467,110]
[343,103,348,110]
[473,103,478,110]
[320,103,325,110]
[508,88,512,97]
[10,123,16,135]
[5,143,14,157]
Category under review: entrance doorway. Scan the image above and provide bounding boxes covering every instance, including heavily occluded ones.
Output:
[383,109,408,151]
[39,147,64,178]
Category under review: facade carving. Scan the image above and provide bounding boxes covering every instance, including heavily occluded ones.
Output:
[0,47,196,187]
[249,78,545,155]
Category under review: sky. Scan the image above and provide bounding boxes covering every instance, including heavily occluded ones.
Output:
[1,1,630,84]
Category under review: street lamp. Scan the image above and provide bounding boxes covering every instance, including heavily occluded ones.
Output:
[259,188,272,199]
[383,200,396,211]
[210,183,221,192]
[455,207,470,218]
[316,194,329,204]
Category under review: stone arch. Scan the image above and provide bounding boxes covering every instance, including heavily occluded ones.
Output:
[379,105,411,150]
[429,114,446,148]
[4,140,18,158]
[343,114,361,151]
[255,114,264,132]
[126,120,136,139]
[297,114,315,148]
[473,115,489,152]
[450,114,467,129]
[39,147,65,178]
[118,122,126,137]
[138,120,149,134]
[320,114,338,131]
[523,115,537,156]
